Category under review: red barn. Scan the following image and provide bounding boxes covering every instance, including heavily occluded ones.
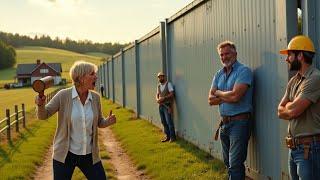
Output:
[16,59,62,86]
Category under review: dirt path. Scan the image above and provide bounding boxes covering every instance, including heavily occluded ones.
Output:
[102,127,149,180]
[33,127,149,180]
[33,146,53,180]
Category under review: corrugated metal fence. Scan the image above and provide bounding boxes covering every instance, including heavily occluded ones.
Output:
[98,0,320,179]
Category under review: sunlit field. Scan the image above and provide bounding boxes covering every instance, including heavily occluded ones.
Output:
[0,46,108,86]
[0,86,61,118]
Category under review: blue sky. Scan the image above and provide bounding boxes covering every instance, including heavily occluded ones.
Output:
[0,0,193,43]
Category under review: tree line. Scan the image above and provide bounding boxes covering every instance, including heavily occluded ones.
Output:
[0,31,129,56]
[0,40,16,70]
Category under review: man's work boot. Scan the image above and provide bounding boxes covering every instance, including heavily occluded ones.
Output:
[161,136,170,142]
[169,137,176,143]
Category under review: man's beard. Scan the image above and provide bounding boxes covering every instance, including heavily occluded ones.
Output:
[289,58,301,71]
[159,79,165,83]
[222,59,235,68]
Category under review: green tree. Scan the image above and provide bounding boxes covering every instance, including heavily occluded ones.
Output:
[0,31,128,55]
[0,40,16,69]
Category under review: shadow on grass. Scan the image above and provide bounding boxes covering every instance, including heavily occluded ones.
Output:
[173,138,225,172]
[0,147,10,165]
[0,123,41,168]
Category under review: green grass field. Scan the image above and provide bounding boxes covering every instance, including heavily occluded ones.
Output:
[0,46,108,86]
[102,99,227,179]
[0,86,63,119]
[85,52,111,60]
[0,67,15,82]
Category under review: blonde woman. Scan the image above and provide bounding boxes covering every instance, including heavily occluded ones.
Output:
[35,61,116,180]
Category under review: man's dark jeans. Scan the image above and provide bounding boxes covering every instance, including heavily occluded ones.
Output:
[53,151,107,180]
[159,105,176,139]
[289,141,320,180]
[220,119,250,180]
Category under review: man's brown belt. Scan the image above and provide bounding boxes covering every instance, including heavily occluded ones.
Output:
[285,134,320,159]
[295,134,320,145]
[214,113,251,141]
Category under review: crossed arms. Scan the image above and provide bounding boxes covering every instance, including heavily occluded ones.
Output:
[208,83,249,106]
[277,76,320,120]
[277,96,311,120]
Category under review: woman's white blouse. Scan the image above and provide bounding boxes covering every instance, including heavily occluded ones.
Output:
[70,86,94,155]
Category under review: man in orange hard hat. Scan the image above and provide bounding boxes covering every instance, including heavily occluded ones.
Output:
[278,35,320,180]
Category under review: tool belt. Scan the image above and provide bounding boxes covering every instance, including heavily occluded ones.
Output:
[285,134,320,159]
[214,113,251,141]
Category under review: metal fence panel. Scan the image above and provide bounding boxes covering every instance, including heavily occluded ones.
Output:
[316,1,320,69]
[108,60,114,101]
[138,29,162,126]
[124,47,137,111]
[302,0,320,69]
[113,55,123,105]
[96,67,102,93]
[103,62,109,98]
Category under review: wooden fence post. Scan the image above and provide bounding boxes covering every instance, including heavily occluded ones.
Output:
[15,105,19,132]
[22,104,26,128]
[6,109,11,141]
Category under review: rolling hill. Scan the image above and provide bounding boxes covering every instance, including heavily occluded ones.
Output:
[85,52,111,59]
[0,46,109,84]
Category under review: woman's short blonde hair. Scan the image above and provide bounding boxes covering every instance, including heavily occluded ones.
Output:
[69,61,98,87]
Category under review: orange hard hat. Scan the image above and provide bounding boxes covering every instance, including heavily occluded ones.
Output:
[279,35,315,55]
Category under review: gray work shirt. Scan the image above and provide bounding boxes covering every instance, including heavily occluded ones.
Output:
[284,66,320,137]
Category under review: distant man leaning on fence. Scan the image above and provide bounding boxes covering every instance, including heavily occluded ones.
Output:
[35,60,116,180]
[278,35,320,180]
[208,41,253,180]
[156,72,176,143]
[100,83,104,97]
